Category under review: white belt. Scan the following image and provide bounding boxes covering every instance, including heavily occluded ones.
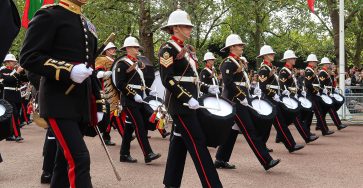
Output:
[312,84,320,87]
[288,87,297,91]
[173,76,197,83]
[173,132,182,137]
[234,82,246,87]
[128,84,145,90]
[4,87,19,91]
[47,136,56,140]
[267,85,279,89]
[325,86,333,89]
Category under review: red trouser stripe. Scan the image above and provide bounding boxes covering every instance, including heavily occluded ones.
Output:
[329,108,340,126]
[21,103,29,123]
[295,117,308,139]
[11,115,19,137]
[48,118,76,188]
[114,116,125,136]
[235,115,267,165]
[177,115,212,188]
[126,108,146,156]
[313,102,328,132]
[275,117,292,147]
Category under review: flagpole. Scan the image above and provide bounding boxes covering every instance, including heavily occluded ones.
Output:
[339,0,346,119]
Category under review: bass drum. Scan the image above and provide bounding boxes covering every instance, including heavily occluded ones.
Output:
[298,97,312,112]
[332,93,345,110]
[197,94,236,148]
[0,99,13,141]
[143,96,165,131]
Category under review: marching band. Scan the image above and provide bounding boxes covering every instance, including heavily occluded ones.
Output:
[0,1,350,187]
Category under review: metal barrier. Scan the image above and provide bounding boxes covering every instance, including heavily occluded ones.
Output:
[342,86,363,122]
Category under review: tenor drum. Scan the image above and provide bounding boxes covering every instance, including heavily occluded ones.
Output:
[197,94,236,147]
[332,93,345,110]
[249,97,276,120]
[298,97,312,111]
[280,96,300,114]
[143,96,165,131]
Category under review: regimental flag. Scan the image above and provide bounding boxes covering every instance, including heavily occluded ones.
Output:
[22,0,58,28]
[0,0,21,62]
[307,0,316,13]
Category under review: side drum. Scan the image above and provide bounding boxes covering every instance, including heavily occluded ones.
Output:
[0,99,13,141]
[332,93,345,110]
[197,94,236,148]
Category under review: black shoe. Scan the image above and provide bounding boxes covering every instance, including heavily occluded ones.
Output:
[306,135,319,143]
[267,148,273,152]
[0,153,3,163]
[315,126,321,131]
[162,132,171,139]
[145,152,161,163]
[104,140,116,146]
[275,138,281,143]
[289,144,305,153]
[131,136,136,141]
[214,160,236,169]
[6,136,15,141]
[19,122,26,128]
[310,132,316,136]
[337,124,347,130]
[264,159,280,171]
[120,155,137,163]
[322,130,335,136]
[15,136,24,142]
[40,171,52,184]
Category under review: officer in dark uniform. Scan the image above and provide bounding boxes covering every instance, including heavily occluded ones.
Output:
[159,8,222,188]
[257,45,304,153]
[1,54,27,142]
[114,36,161,164]
[318,57,347,131]
[20,0,105,187]
[214,34,280,171]
[278,50,319,144]
[304,54,335,136]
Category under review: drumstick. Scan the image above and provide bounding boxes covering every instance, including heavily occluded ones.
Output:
[236,98,263,114]
[284,85,293,106]
[182,103,220,111]
[142,100,159,108]
[212,78,221,109]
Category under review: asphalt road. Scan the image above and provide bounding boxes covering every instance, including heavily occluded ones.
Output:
[0,123,362,188]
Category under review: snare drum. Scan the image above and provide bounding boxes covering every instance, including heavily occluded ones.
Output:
[197,94,236,147]
[143,96,165,131]
[332,93,345,110]
[320,94,333,107]
[280,96,300,114]
[298,97,312,111]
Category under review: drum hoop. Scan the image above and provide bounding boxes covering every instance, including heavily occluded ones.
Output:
[249,98,276,120]
[198,94,236,120]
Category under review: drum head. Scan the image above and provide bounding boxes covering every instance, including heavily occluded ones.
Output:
[321,95,333,104]
[202,97,233,117]
[251,99,272,116]
[0,99,13,123]
[282,97,299,110]
[0,105,6,116]
[333,94,343,102]
[298,97,312,109]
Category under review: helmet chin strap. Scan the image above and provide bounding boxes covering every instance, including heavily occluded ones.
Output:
[176,27,190,40]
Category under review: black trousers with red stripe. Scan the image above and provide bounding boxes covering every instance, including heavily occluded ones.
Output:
[327,107,342,128]
[216,106,273,168]
[164,113,222,188]
[283,111,311,143]
[300,108,314,134]
[20,99,30,125]
[42,128,57,174]
[311,96,331,134]
[215,129,239,162]
[102,113,125,141]
[120,106,153,156]
[8,102,21,137]
[47,118,92,188]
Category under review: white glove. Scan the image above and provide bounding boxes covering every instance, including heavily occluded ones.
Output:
[254,88,262,96]
[149,90,158,96]
[323,88,328,95]
[273,94,281,102]
[187,98,199,109]
[301,91,307,97]
[134,94,143,103]
[208,85,220,95]
[97,112,104,123]
[316,92,321,96]
[334,88,339,93]
[239,98,248,106]
[294,94,298,99]
[282,89,290,96]
[96,71,112,78]
[70,64,93,83]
